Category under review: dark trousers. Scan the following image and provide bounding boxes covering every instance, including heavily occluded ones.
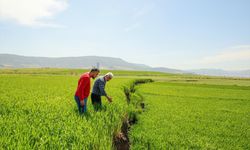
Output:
[91,93,102,111]
[74,96,87,114]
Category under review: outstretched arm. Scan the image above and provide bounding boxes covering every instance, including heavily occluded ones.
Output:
[99,81,112,102]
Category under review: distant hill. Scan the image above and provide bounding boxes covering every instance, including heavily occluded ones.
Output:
[151,67,185,74]
[188,69,250,78]
[0,54,184,74]
[1,54,249,77]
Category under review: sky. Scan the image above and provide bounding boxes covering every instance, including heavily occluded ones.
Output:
[0,0,250,70]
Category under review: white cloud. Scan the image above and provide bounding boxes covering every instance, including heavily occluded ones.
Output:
[0,0,68,27]
[200,45,250,64]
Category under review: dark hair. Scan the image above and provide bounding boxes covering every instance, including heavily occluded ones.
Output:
[90,68,100,72]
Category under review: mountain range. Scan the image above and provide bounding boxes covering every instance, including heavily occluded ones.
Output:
[188,69,250,78]
[0,54,249,77]
[0,54,184,74]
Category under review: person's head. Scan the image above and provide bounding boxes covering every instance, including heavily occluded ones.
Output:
[89,68,100,79]
[104,72,114,81]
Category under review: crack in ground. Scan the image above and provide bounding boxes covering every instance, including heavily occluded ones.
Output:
[113,79,153,150]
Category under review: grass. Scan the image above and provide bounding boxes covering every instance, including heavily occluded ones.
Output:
[129,81,250,149]
[0,74,131,149]
[0,68,249,149]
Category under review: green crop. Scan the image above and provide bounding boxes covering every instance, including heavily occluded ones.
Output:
[0,74,132,149]
[129,81,250,149]
[1,69,249,149]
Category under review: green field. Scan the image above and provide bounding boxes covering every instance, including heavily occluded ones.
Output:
[0,68,249,149]
[130,82,250,149]
[0,74,132,149]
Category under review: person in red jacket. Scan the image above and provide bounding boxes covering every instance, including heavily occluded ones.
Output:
[74,68,100,114]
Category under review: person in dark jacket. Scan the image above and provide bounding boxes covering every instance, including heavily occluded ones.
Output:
[91,72,113,111]
[74,68,100,114]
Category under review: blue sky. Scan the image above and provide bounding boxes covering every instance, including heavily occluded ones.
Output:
[0,0,250,70]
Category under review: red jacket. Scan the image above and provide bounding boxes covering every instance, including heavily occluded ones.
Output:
[75,72,91,101]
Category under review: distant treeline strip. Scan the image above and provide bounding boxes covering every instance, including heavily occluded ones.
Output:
[0,68,172,76]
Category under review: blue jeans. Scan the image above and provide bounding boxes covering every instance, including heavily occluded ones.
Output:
[74,96,87,113]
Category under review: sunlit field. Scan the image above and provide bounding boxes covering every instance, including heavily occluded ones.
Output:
[0,69,249,149]
[130,81,250,149]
